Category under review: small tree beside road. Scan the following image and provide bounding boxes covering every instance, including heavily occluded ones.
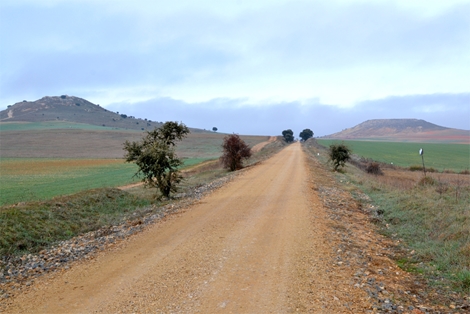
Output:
[221,134,252,171]
[282,129,294,143]
[328,143,352,171]
[299,129,314,141]
[123,121,190,199]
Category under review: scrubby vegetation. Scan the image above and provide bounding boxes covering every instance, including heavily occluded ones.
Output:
[0,188,150,257]
[364,174,470,293]
[123,122,190,199]
[328,143,352,171]
[220,134,252,171]
[306,139,470,293]
[365,162,383,175]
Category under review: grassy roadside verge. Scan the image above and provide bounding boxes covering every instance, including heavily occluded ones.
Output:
[0,188,150,257]
[0,138,286,260]
[305,139,470,294]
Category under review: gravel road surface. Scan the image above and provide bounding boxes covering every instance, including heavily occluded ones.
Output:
[3,143,372,313]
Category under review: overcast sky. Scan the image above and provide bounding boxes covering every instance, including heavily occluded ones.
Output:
[1,0,469,136]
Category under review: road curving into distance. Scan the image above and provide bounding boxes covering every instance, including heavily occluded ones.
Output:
[3,142,371,313]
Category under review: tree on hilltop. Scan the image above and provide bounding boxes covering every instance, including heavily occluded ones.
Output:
[123,121,190,199]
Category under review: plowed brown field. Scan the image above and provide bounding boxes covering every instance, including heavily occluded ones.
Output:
[3,143,373,313]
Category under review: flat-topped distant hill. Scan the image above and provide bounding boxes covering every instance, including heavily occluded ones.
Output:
[323,119,469,144]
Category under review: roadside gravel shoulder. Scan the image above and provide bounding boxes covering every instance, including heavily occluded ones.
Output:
[2,142,467,313]
[0,172,240,305]
[303,145,469,313]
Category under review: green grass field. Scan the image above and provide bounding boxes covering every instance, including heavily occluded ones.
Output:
[0,157,210,206]
[317,139,470,172]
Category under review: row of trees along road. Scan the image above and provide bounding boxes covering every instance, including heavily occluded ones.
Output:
[282,128,314,142]
[281,128,351,172]
[124,122,252,199]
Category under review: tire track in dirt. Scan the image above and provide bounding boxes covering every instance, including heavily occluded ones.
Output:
[2,143,371,313]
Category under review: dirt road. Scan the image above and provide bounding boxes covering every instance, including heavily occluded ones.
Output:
[250,136,277,153]
[3,143,372,313]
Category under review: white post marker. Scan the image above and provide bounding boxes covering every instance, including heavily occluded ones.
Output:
[419,148,426,177]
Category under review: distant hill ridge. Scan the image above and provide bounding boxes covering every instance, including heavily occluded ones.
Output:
[356,119,447,130]
[324,119,469,144]
[0,95,163,131]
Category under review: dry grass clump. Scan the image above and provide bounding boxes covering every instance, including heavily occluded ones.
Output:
[418,176,436,186]
[365,162,383,175]
[306,139,470,292]
[359,171,470,292]
[460,169,470,175]
[0,188,150,257]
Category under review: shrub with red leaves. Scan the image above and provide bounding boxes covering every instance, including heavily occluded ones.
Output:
[220,134,252,171]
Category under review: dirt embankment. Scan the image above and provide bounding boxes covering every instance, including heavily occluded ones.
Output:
[1,143,459,313]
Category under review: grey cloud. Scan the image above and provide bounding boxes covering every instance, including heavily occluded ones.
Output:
[1,1,469,109]
[254,2,470,69]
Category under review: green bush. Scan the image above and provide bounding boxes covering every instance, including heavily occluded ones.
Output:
[299,129,314,141]
[123,122,190,199]
[328,143,352,171]
[282,129,294,143]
